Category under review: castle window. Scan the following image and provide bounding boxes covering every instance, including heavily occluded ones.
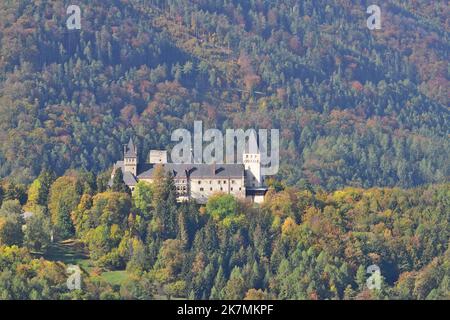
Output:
[200,188,204,191]
[223,180,227,184]
[198,181,201,185]
[231,187,234,191]
[210,188,213,191]
[220,188,223,191]
[239,188,242,191]
[232,180,235,184]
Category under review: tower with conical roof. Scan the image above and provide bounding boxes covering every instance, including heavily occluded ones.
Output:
[124,138,138,176]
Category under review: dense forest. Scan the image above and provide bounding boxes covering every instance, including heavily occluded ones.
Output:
[0,0,448,189]
[0,0,448,300]
[0,171,448,299]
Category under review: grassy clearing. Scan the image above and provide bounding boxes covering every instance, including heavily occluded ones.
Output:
[41,242,186,299]
[42,240,128,286]
[43,240,89,265]
[100,270,128,286]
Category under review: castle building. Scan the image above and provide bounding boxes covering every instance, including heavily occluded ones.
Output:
[111,138,268,204]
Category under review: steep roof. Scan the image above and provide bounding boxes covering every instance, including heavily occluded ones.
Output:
[137,163,244,180]
[124,138,137,158]
[189,164,244,179]
[111,160,245,188]
[123,171,137,186]
[109,161,137,187]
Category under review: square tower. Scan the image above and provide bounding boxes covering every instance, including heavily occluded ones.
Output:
[243,153,261,188]
[124,138,138,176]
[149,150,168,164]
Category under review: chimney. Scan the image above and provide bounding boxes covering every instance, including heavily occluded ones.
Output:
[212,162,216,176]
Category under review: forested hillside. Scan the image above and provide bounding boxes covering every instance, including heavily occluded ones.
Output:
[0,0,448,189]
[0,0,448,301]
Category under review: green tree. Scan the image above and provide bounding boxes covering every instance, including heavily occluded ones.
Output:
[3,183,27,205]
[0,184,4,207]
[26,170,55,208]
[112,168,130,193]
[133,181,153,217]
[356,265,367,292]
[25,178,42,210]
[152,239,186,284]
[206,194,238,221]
[0,200,24,246]
[23,208,51,252]
[126,237,148,274]
[48,177,80,240]
[120,276,155,300]
[222,267,246,300]
[96,171,112,193]
[244,288,270,300]
[205,194,244,228]
[164,280,187,300]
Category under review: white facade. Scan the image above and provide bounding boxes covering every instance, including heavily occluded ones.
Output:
[149,150,168,164]
[189,177,246,204]
[124,156,138,176]
[243,153,261,187]
[113,139,268,204]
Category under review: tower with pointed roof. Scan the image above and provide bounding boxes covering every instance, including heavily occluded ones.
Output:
[111,136,267,203]
[124,138,138,176]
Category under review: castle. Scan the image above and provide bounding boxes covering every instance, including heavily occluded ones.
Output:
[110,138,268,204]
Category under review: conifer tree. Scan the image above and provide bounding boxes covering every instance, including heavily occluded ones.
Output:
[112,168,130,194]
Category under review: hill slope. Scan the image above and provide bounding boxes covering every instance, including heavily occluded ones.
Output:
[0,0,448,190]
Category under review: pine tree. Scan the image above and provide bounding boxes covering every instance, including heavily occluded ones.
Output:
[356,265,367,291]
[177,211,189,246]
[112,168,130,194]
[0,200,24,246]
[56,200,75,240]
[223,267,246,300]
[163,172,178,238]
[38,170,56,206]
[4,183,27,205]
[210,266,226,299]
